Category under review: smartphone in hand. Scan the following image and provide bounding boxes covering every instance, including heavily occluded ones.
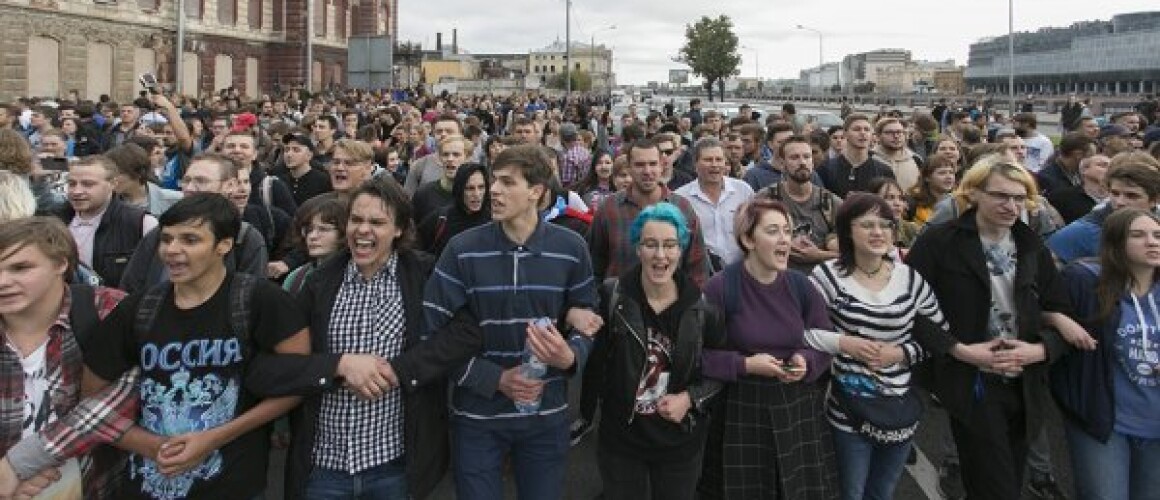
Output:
[138,73,160,94]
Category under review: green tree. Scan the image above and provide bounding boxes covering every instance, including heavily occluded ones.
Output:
[678,15,741,102]
[547,70,593,92]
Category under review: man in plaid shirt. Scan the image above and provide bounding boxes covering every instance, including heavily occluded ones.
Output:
[558,123,591,187]
[0,217,132,499]
[588,138,710,288]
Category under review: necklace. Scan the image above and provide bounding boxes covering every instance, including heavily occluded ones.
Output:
[856,259,887,277]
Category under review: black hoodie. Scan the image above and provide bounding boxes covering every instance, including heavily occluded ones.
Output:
[417,163,491,257]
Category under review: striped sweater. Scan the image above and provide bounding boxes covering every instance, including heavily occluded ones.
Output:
[423,220,597,420]
[808,260,946,432]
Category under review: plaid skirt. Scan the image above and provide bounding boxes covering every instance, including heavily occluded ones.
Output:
[698,375,838,500]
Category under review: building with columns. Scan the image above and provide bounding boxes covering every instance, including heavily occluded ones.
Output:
[0,0,397,102]
[965,11,1160,95]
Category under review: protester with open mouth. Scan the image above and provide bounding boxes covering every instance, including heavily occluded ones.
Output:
[596,202,725,500]
[699,198,837,500]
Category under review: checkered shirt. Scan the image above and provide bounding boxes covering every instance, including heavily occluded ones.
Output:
[312,255,407,474]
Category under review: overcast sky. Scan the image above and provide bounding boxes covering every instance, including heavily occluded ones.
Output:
[398,0,1160,85]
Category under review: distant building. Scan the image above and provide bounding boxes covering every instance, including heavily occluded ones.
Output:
[965,11,1160,95]
[2,0,397,101]
[842,49,912,89]
[528,40,615,91]
[798,62,841,92]
[933,67,966,95]
[876,60,956,94]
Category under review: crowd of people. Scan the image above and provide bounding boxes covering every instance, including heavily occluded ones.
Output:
[0,83,1158,500]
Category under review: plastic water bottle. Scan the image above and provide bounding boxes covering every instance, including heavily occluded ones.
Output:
[515,319,550,414]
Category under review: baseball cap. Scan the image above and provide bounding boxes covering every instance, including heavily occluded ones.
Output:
[232,112,258,132]
[283,132,315,153]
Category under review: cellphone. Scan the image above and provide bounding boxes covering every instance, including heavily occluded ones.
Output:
[533,318,553,330]
[783,364,806,374]
[138,73,159,94]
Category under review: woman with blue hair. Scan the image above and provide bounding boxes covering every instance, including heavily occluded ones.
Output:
[596,202,726,500]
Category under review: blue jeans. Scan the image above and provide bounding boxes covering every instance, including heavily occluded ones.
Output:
[832,427,912,500]
[1065,420,1160,500]
[453,414,569,500]
[304,460,408,500]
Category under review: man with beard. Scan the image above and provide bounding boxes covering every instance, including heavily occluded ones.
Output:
[742,122,798,192]
[818,114,894,197]
[755,135,840,272]
[871,118,923,191]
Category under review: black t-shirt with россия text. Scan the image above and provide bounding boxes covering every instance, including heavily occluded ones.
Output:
[83,274,304,500]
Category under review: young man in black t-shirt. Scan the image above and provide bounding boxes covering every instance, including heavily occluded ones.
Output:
[82,193,310,499]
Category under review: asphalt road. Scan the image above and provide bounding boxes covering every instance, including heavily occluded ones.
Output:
[263,376,1074,499]
[420,380,1076,500]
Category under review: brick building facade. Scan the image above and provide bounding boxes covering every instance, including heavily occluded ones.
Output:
[0,0,397,102]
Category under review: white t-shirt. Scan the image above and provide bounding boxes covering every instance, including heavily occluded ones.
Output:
[17,341,56,438]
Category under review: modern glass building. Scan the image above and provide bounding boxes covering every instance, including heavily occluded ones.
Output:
[965,11,1160,95]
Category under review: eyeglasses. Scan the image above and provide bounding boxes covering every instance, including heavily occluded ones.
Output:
[639,239,681,254]
[854,219,897,231]
[179,176,223,190]
[300,224,337,238]
[982,190,1028,205]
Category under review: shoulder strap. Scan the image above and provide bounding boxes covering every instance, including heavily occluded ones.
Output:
[784,269,813,318]
[229,273,258,360]
[68,284,100,346]
[723,261,742,317]
[432,215,449,251]
[134,282,171,341]
[261,176,275,211]
[233,223,252,270]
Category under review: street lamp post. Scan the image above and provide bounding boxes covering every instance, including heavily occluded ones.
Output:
[565,0,572,96]
[741,45,759,95]
[1008,0,1016,114]
[591,25,616,95]
[797,24,839,94]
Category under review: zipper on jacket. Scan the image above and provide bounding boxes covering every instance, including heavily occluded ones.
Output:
[615,305,650,425]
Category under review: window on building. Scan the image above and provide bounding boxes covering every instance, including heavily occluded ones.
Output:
[314,0,326,36]
[185,0,202,19]
[551,65,556,73]
[335,0,346,39]
[248,0,261,28]
[218,0,236,25]
[575,62,580,70]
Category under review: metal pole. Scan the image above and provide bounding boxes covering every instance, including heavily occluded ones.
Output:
[306,0,314,92]
[1008,0,1015,114]
[565,0,572,95]
[176,0,185,94]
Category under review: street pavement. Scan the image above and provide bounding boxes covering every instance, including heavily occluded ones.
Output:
[264,378,1074,500]
[421,380,1077,500]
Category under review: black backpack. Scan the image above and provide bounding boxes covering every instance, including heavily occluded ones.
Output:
[132,273,259,359]
[68,284,101,346]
